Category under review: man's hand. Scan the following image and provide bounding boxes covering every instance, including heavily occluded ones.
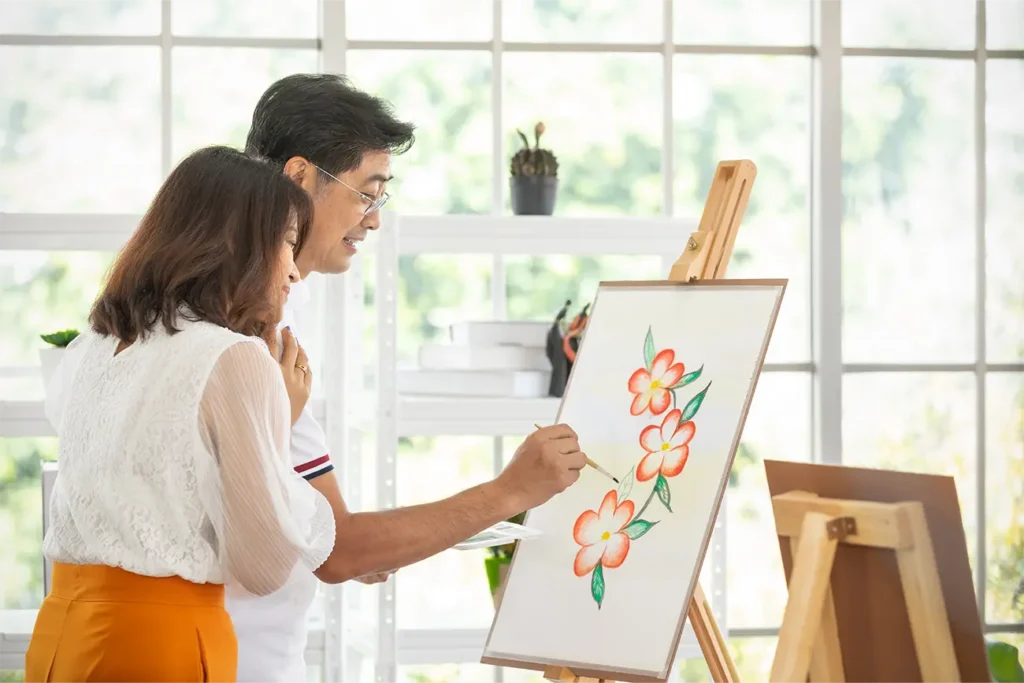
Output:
[355,571,393,585]
[495,424,587,511]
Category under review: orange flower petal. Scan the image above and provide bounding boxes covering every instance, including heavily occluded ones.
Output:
[639,424,663,453]
[574,542,605,577]
[598,490,618,520]
[573,509,603,545]
[650,349,676,380]
[627,368,651,394]
[660,445,689,478]
[660,362,685,387]
[601,533,630,569]
[611,499,635,531]
[636,452,662,482]
[630,391,651,416]
[671,419,696,447]
[659,409,683,441]
[649,388,672,415]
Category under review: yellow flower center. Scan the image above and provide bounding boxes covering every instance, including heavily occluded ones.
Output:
[650,380,661,389]
[661,442,670,451]
[600,531,611,541]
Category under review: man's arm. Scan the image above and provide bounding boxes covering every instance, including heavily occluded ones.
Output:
[309,470,521,584]
[308,425,585,585]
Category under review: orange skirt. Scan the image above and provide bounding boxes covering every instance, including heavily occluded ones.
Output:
[25,562,237,682]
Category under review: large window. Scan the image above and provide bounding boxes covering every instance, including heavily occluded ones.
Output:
[2,1,1021,682]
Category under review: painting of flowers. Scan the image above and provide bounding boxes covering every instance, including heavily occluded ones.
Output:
[482,280,786,681]
[572,325,712,608]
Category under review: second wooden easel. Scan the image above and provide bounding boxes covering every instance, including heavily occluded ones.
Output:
[768,491,961,682]
[542,159,757,683]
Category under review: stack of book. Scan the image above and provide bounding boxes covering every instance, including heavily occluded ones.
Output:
[399,321,552,398]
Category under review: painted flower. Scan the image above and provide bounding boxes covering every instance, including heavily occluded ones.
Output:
[636,408,696,482]
[627,349,685,416]
[572,490,635,577]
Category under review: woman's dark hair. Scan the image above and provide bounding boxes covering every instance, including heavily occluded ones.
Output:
[89,145,312,341]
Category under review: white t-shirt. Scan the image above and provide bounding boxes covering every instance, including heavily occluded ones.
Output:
[227,279,335,683]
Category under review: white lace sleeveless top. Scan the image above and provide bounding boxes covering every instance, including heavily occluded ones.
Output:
[43,317,336,596]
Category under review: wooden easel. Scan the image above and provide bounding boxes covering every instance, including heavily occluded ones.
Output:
[541,159,757,683]
[768,491,961,682]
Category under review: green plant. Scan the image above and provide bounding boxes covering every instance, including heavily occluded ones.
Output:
[510,122,559,178]
[40,329,79,347]
[988,638,1024,683]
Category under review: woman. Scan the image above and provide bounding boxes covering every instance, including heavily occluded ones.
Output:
[26,146,336,682]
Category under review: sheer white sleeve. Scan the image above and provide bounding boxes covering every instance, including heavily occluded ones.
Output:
[198,341,336,597]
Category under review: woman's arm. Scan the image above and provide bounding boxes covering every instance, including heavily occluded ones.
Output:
[198,341,336,596]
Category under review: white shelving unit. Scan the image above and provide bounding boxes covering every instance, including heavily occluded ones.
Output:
[0,211,728,678]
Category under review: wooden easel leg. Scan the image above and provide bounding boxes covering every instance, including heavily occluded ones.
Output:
[542,665,606,683]
[769,512,841,683]
[894,503,961,682]
[688,583,740,682]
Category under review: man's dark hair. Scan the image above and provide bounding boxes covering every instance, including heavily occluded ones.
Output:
[245,73,415,176]
[90,146,313,342]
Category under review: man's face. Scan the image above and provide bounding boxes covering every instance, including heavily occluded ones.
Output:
[289,151,392,276]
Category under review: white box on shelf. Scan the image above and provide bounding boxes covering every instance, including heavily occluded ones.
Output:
[449,321,548,347]
[398,369,550,398]
[418,344,550,371]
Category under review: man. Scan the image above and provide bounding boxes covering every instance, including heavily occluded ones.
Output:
[231,73,587,682]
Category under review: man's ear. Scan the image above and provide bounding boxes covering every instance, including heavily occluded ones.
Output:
[282,156,318,195]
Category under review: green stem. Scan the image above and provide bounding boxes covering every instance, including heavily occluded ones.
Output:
[631,483,658,524]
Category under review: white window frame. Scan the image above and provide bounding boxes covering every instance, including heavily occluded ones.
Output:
[3,0,1024,681]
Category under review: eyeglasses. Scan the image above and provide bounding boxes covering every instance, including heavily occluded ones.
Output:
[312,163,390,216]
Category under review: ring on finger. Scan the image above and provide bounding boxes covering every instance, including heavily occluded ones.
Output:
[296,364,308,374]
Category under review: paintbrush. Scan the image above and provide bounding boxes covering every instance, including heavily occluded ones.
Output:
[533,423,619,484]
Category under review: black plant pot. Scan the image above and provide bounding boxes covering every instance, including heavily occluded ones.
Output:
[510,175,558,216]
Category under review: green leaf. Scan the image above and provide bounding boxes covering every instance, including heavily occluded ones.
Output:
[680,380,712,422]
[616,466,635,502]
[987,639,1024,683]
[622,519,658,540]
[40,329,80,347]
[654,474,672,513]
[672,364,704,389]
[591,564,605,609]
[643,326,655,371]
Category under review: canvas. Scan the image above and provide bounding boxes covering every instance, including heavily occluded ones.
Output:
[481,279,786,682]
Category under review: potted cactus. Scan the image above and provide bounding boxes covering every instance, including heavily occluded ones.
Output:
[510,122,558,215]
[39,329,79,388]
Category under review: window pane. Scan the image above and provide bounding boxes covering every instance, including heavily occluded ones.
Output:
[0,438,57,609]
[171,0,318,38]
[0,47,160,212]
[0,252,115,395]
[502,0,661,42]
[504,53,661,216]
[675,635,779,681]
[504,255,663,321]
[988,1,1024,49]
[727,372,811,628]
[986,373,1024,625]
[396,436,495,629]
[172,47,319,162]
[842,373,977,568]
[0,0,160,34]
[347,0,491,41]
[398,664,496,683]
[397,254,492,366]
[842,59,974,363]
[346,51,492,215]
[674,0,811,46]
[986,60,1024,362]
[842,0,976,49]
[674,55,811,364]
